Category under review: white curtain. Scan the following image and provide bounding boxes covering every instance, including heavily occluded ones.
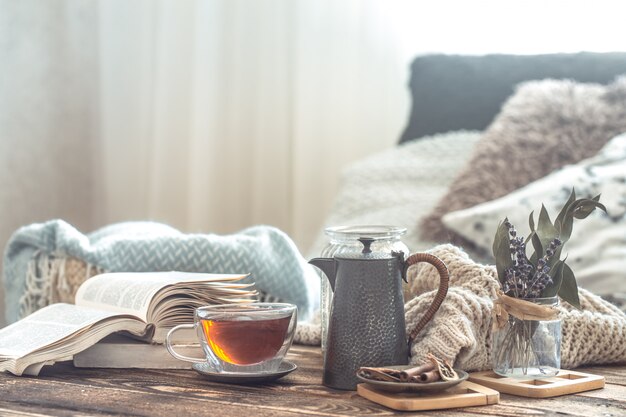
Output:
[94,0,409,252]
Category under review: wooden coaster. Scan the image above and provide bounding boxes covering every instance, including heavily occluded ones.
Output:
[469,370,605,398]
[357,381,499,411]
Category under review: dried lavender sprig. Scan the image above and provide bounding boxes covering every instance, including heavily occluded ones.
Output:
[505,221,534,286]
[504,267,527,298]
[501,221,564,298]
[525,238,562,297]
[503,220,535,297]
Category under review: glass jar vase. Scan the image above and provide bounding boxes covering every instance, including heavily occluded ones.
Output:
[492,296,561,378]
[317,225,409,355]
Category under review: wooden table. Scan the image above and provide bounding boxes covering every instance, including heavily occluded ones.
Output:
[0,346,624,416]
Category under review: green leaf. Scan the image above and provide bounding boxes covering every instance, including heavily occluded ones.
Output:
[555,188,576,233]
[529,231,542,267]
[559,197,607,242]
[492,220,504,259]
[525,211,535,245]
[557,214,574,244]
[493,220,513,286]
[526,211,539,266]
[529,210,536,232]
[543,259,564,297]
[538,204,556,235]
[558,263,581,310]
[536,204,559,258]
[548,246,564,270]
[572,199,607,219]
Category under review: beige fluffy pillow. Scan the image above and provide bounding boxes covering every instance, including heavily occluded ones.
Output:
[420,76,626,244]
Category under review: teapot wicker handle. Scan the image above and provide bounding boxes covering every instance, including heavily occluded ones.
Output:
[404,253,449,346]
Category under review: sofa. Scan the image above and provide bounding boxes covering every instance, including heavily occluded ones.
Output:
[308,52,626,300]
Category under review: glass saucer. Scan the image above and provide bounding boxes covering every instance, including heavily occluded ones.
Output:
[191,360,297,384]
[356,366,468,393]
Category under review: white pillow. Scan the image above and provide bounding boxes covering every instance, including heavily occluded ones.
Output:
[442,132,626,294]
[307,130,481,258]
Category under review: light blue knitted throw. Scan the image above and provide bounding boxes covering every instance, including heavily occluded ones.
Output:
[3,220,320,324]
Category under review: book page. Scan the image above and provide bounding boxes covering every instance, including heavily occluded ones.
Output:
[75,271,248,321]
[0,304,121,358]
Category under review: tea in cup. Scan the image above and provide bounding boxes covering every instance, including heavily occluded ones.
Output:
[166,303,297,373]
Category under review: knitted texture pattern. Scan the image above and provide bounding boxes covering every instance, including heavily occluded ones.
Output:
[405,244,626,370]
[294,314,322,346]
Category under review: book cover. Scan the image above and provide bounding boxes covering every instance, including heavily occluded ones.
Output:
[73,334,203,369]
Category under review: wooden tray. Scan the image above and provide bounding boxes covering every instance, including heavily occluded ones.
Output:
[357,381,499,411]
[469,370,605,398]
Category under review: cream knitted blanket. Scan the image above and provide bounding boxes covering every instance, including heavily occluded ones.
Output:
[406,244,626,370]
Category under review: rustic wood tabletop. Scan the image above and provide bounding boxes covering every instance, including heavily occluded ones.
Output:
[0,345,624,416]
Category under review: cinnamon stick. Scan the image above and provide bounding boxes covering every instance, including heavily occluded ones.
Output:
[398,363,436,382]
[357,367,402,382]
[419,369,441,383]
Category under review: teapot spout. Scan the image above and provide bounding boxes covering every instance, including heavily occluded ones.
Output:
[308,258,337,291]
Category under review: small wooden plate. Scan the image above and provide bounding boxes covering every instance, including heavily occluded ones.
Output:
[469,369,605,398]
[357,381,499,411]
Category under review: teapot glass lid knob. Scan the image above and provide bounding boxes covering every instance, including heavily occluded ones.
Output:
[358,237,375,254]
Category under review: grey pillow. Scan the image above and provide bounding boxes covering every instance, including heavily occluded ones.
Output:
[419,76,626,245]
[399,53,626,142]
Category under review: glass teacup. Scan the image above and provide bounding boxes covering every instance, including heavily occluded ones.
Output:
[166,303,297,373]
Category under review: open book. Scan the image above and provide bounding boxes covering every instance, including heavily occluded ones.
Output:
[0,271,255,376]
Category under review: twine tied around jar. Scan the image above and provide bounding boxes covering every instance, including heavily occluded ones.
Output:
[492,290,559,331]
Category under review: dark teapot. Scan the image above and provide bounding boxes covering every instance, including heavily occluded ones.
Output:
[310,227,449,390]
